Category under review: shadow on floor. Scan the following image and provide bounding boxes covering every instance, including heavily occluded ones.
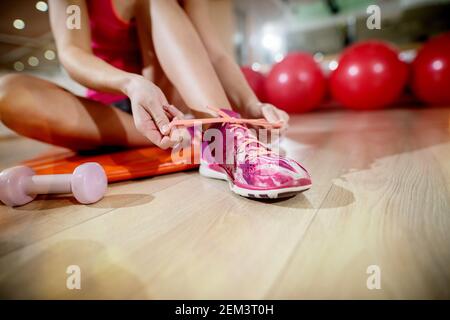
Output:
[319,184,355,209]
[252,183,355,210]
[250,193,313,209]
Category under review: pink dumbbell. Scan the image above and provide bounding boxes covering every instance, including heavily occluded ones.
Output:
[0,162,107,207]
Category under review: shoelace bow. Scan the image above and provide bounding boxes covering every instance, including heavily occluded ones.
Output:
[169,106,281,160]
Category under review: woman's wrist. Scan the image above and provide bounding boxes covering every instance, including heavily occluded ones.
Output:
[120,74,145,96]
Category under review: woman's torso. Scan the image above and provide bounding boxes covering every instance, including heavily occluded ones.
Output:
[86,0,143,104]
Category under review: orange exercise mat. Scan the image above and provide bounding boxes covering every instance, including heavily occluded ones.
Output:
[22,146,199,182]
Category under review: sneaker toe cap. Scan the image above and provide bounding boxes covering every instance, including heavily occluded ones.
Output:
[242,161,312,189]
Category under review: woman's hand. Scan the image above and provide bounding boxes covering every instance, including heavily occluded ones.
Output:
[243,101,290,134]
[124,75,186,149]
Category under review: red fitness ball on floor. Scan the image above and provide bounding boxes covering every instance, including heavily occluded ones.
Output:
[265,52,326,113]
[241,66,266,101]
[412,32,450,105]
[330,41,408,110]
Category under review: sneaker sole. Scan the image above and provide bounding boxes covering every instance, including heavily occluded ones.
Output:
[199,164,311,199]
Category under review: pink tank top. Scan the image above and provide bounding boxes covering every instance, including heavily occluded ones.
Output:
[86,0,143,104]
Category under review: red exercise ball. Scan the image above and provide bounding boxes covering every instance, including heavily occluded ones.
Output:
[412,32,450,105]
[241,66,266,101]
[330,41,408,110]
[265,52,326,113]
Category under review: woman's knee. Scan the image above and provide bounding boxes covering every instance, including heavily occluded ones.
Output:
[0,74,31,108]
[0,74,39,119]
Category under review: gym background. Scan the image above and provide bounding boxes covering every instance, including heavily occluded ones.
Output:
[0,0,449,135]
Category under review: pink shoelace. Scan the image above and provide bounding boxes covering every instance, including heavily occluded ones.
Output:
[168,106,283,129]
[169,106,282,160]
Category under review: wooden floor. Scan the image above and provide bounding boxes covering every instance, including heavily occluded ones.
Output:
[0,107,449,299]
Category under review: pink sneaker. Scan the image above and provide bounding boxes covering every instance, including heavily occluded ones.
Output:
[195,109,312,199]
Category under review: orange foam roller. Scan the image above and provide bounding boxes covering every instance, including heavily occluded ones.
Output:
[22,146,199,183]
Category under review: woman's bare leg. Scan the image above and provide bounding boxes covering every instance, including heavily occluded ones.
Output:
[0,74,151,150]
[149,0,231,117]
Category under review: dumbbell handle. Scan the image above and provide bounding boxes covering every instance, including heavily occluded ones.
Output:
[24,174,72,195]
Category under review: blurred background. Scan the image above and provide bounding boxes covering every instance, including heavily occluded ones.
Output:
[234,0,450,66]
[0,0,449,134]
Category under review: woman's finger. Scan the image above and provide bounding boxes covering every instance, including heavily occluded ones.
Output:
[277,109,290,124]
[133,104,173,148]
[274,109,289,131]
[147,102,172,135]
[158,136,174,150]
[261,104,278,123]
[164,104,185,119]
[170,127,182,143]
[171,126,192,147]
